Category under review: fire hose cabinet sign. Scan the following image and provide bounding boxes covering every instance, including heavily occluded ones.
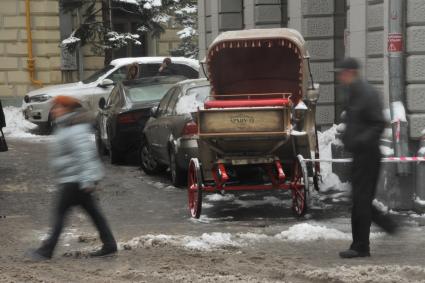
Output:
[388,33,403,52]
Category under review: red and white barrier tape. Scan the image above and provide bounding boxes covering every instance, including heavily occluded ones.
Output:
[299,156,425,163]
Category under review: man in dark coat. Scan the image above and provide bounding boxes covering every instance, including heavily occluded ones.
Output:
[0,99,5,128]
[336,57,397,258]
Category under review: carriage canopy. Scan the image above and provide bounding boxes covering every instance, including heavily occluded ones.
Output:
[206,28,308,104]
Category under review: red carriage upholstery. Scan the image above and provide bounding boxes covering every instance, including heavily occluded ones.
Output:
[204,98,290,109]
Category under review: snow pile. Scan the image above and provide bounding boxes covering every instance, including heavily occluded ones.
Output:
[317,125,338,177]
[274,223,351,241]
[391,101,407,122]
[373,199,389,213]
[414,196,425,206]
[2,106,47,139]
[295,264,425,283]
[183,232,240,250]
[119,223,380,252]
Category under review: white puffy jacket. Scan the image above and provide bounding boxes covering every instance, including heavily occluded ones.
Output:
[50,110,104,189]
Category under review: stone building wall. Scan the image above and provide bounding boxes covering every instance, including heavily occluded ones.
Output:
[406,0,425,139]
[0,0,61,106]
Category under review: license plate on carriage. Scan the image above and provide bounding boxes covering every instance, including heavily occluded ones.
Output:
[198,108,290,135]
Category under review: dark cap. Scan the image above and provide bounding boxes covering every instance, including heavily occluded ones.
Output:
[332,57,360,72]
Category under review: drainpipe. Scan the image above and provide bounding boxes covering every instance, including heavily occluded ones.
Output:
[388,0,409,175]
[25,0,43,87]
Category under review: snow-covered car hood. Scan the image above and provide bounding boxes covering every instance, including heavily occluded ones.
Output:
[25,81,95,98]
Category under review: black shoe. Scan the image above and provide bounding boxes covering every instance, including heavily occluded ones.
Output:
[339,249,370,258]
[89,246,117,257]
[25,249,51,262]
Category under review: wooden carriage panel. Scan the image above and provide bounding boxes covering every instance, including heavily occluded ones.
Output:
[198,107,291,136]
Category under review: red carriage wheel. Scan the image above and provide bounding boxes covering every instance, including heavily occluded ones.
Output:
[188,158,203,218]
[291,155,308,216]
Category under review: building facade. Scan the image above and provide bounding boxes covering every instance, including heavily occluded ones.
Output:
[197,0,425,141]
[0,0,183,106]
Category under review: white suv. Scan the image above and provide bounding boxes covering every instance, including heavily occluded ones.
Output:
[22,57,199,133]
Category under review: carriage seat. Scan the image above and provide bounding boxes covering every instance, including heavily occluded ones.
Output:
[204,98,290,109]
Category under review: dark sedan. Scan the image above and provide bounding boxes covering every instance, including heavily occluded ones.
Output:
[96,76,185,164]
[141,78,210,186]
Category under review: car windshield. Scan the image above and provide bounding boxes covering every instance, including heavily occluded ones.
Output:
[175,85,210,114]
[126,83,176,103]
[82,65,114,84]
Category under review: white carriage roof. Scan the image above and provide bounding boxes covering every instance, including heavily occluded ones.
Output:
[209,28,305,49]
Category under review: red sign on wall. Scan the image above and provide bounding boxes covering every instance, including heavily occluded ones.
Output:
[388,33,403,52]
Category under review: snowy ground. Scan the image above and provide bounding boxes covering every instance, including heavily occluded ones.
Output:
[3,108,425,282]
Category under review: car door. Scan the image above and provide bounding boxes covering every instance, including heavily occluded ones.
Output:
[144,87,174,156]
[100,85,121,147]
[156,87,181,163]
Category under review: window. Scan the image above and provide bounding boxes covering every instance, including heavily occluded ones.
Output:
[107,67,128,82]
[106,86,121,107]
[82,65,114,84]
[166,88,182,114]
[126,83,177,103]
[174,85,210,115]
[156,88,175,117]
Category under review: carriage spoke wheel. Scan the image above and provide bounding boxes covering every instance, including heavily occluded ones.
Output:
[188,158,203,218]
[291,157,307,217]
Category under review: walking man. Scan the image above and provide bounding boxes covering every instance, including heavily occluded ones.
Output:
[336,58,397,258]
[29,96,117,260]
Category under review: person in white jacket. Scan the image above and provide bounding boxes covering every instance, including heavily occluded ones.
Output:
[29,95,117,260]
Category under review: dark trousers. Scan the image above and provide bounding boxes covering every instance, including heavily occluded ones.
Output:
[349,147,393,252]
[38,183,116,257]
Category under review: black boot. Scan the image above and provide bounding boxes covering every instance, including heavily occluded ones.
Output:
[339,249,370,258]
[89,245,117,257]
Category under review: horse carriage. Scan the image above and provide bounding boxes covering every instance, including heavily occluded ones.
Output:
[188,28,320,218]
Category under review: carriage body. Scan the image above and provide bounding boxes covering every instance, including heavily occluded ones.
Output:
[188,28,320,218]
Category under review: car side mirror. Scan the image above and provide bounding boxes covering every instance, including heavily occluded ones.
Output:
[98,97,106,109]
[150,106,158,117]
[98,78,114,88]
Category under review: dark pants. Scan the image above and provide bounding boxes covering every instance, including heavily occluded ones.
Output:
[37,183,116,258]
[349,147,394,252]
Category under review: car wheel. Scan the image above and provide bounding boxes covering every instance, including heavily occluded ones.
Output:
[109,146,124,165]
[95,130,107,156]
[169,147,187,187]
[140,142,164,174]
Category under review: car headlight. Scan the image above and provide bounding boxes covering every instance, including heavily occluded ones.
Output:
[30,94,52,103]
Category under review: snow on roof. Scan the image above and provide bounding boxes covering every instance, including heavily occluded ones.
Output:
[110,57,199,70]
[209,28,306,51]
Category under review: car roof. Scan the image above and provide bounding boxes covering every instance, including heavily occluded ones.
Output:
[175,78,210,94]
[110,57,200,70]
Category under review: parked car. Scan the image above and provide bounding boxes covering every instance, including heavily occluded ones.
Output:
[22,57,199,133]
[141,78,210,186]
[96,76,186,164]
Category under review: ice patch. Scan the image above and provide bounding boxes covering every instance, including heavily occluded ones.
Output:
[205,193,235,202]
[233,196,288,208]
